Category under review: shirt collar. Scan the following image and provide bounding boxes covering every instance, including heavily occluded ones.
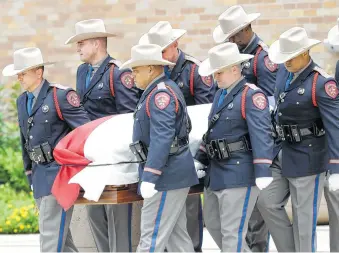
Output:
[226,76,244,94]
[144,73,165,92]
[31,79,45,98]
[91,54,109,69]
[291,59,312,82]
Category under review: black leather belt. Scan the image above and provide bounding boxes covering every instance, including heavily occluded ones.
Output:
[277,120,325,143]
[205,136,251,161]
[130,136,189,163]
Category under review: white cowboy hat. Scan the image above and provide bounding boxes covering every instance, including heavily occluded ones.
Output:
[213,5,261,44]
[2,47,55,77]
[324,18,339,52]
[138,21,186,50]
[269,27,321,64]
[199,42,253,76]
[65,19,116,45]
[120,44,175,70]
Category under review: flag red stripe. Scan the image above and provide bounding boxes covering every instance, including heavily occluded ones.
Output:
[52,116,112,210]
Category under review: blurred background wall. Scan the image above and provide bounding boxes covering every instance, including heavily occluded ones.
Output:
[0,0,339,87]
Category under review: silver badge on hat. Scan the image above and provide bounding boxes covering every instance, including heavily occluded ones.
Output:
[227,103,233,109]
[297,88,305,95]
[178,82,184,88]
[98,83,104,89]
[42,105,49,113]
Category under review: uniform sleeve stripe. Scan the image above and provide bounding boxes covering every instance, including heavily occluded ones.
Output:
[253,159,272,164]
[330,159,339,164]
[144,167,162,175]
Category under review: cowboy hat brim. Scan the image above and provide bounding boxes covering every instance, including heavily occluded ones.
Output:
[65,32,116,45]
[2,62,55,77]
[327,24,339,47]
[138,29,187,50]
[268,38,321,64]
[120,59,175,70]
[213,13,261,44]
[199,54,254,76]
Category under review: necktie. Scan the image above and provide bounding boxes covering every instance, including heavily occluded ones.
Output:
[27,92,34,116]
[218,89,227,108]
[284,72,294,91]
[85,65,94,89]
[164,66,171,78]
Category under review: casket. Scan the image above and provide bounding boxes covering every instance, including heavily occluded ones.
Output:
[75,183,204,205]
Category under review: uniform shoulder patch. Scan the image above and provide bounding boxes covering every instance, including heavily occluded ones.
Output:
[184,54,201,66]
[50,83,69,90]
[120,72,134,89]
[154,92,171,110]
[314,66,331,78]
[157,82,167,90]
[258,41,269,52]
[109,59,122,68]
[325,81,339,99]
[66,91,81,107]
[252,93,267,110]
[245,83,259,90]
[264,56,278,72]
[201,75,213,87]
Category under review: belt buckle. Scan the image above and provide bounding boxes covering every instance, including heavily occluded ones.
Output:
[242,136,252,151]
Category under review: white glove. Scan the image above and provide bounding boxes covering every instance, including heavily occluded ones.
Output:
[140,182,158,199]
[31,185,33,191]
[256,177,273,190]
[194,160,206,178]
[329,174,339,192]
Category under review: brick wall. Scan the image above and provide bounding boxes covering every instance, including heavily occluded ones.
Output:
[1,0,339,87]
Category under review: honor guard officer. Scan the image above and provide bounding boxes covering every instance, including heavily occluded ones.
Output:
[138,21,216,252]
[212,5,278,251]
[323,19,339,252]
[194,42,274,252]
[65,19,140,252]
[122,44,199,252]
[2,47,91,252]
[257,27,339,252]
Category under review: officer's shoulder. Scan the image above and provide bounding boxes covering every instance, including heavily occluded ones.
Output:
[184,54,201,66]
[109,59,122,68]
[244,83,265,96]
[17,92,27,104]
[77,62,87,71]
[257,41,269,53]
[313,66,332,80]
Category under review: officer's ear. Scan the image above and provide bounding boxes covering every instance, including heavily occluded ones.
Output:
[172,40,179,49]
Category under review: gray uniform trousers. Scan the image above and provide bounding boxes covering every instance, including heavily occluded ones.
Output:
[137,187,194,252]
[185,194,203,252]
[86,203,132,252]
[203,186,259,252]
[324,173,339,252]
[35,194,78,252]
[257,151,325,252]
[245,204,270,252]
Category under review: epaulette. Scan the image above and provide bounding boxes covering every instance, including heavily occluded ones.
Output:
[245,83,259,90]
[313,66,331,78]
[109,59,122,68]
[157,82,167,90]
[185,54,201,66]
[49,83,69,90]
[258,41,269,52]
